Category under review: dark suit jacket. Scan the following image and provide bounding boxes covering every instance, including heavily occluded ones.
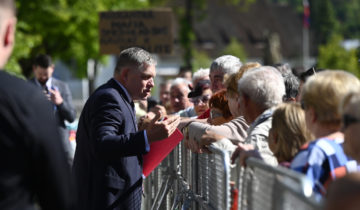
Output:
[29,77,76,160]
[72,78,149,210]
[0,71,75,210]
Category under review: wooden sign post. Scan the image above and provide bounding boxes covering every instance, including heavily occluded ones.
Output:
[99,9,173,55]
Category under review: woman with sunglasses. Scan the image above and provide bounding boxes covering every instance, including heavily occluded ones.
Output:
[187,80,212,117]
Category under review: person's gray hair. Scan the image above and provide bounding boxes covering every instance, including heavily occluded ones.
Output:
[273,63,299,100]
[171,77,191,93]
[192,68,209,84]
[210,55,242,75]
[114,47,156,73]
[238,66,285,110]
[283,72,300,100]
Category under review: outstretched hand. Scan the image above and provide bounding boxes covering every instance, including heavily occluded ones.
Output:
[231,143,261,166]
[146,111,180,143]
[199,130,224,153]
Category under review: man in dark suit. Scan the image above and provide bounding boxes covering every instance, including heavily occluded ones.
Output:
[29,54,76,164]
[73,47,180,210]
[0,0,75,209]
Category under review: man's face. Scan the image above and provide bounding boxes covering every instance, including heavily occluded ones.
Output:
[159,83,171,105]
[210,70,225,92]
[170,84,192,112]
[125,64,155,100]
[33,66,54,85]
[343,105,360,162]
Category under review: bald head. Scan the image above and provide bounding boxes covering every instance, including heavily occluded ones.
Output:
[0,0,16,69]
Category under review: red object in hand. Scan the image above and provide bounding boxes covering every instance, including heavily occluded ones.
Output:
[142,128,183,177]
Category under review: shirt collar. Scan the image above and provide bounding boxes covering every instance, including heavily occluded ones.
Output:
[35,77,52,90]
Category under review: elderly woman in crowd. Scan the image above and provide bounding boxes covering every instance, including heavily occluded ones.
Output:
[187,80,212,117]
[290,70,360,195]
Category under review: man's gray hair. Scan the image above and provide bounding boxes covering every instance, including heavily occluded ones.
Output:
[210,55,242,75]
[273,63,300,100]
[114,47,156,73]
[238,66,285,110]
[171,78,191,93]
[192,68,209,84]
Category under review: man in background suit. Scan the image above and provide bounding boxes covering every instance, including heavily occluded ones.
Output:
[0,0,74,209]
[73,47,180,210]
[29,54,76,163]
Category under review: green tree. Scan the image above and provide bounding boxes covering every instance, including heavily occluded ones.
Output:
[192,49,212,72]
[5,0,153,78]
[317,35,360,77]
[221,37,247,62]
[310,0,339,45]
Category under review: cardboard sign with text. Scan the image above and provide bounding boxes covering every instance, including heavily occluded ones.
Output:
[99,9,173,55]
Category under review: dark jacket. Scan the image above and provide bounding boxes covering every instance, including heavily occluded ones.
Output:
[0,71,74,210]
[72,78,149,210]
[28,77,76,162]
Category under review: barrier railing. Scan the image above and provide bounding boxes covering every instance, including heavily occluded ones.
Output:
[237,158,321,210]
[143,141,323,210]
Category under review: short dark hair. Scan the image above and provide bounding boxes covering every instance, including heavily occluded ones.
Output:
[114,47,156,74]
[34,54,53,68]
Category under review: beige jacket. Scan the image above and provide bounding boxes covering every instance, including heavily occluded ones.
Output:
[244,108,278,166]
[187,116,249,152]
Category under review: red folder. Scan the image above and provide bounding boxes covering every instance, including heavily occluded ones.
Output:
[142,128,183,177]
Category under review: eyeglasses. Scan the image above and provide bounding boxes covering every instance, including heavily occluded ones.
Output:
[210,109,223,119]
[190,94,211,105]
[342,114,360,130]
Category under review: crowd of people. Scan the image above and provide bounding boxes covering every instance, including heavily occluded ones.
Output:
[1,0,360,209]
[136,55,360,208]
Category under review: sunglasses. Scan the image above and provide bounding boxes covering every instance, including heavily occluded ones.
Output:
[190,94,211,105]
[342,114,360,130]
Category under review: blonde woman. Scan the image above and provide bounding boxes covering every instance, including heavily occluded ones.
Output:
[290,70,360,195]
[268,103,313,167]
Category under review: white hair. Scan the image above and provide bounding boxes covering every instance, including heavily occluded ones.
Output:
[210,55,242,75]
[192,68,209,84]
[238,66,285,109]
[171,77,191,92]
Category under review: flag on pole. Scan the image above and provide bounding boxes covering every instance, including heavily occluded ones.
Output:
[303,0,310,28]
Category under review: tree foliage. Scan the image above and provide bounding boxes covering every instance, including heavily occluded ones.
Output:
[317,35,360,77]
[221,37,247,62]
[6,0,153,78]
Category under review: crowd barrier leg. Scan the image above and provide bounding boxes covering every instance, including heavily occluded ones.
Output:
[151,172,174,210]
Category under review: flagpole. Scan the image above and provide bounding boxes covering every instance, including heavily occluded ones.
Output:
[303,0,310,69]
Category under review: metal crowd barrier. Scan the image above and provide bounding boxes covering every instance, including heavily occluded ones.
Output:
[236,158,322,210]
[143,142,323,210]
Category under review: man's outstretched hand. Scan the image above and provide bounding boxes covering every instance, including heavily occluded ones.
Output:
[146,112,180,143]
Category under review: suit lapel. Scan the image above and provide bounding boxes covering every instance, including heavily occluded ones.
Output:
[108,79,138,131]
